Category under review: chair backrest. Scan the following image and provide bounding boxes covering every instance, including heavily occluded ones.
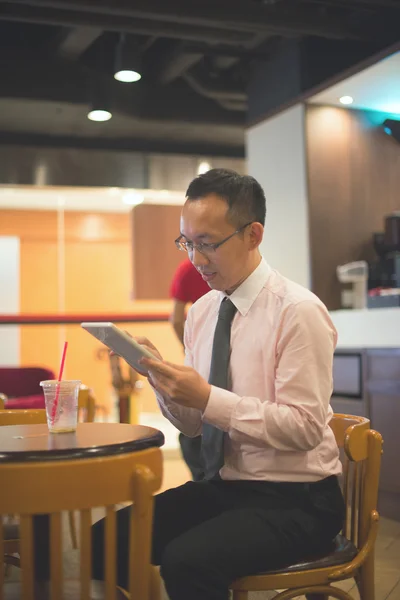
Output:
[0,367,55,397]
[0,386,95,425]
[330,414,382,550]
[0,447,163,600]
[0,409,47,426]
[78,385,96,423]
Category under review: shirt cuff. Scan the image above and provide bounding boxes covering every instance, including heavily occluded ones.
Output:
[202,385,239,431]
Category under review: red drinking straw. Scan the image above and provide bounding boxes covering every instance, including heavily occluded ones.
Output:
[51,341,68,425]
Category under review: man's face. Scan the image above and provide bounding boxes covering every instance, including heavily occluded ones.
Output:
[180,193,253,293]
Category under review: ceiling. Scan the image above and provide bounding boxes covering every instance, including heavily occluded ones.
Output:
[308,50,400,115]
[0,0,399,155]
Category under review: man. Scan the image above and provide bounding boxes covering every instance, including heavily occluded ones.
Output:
[92,169,344,600]
[169,258,210,481]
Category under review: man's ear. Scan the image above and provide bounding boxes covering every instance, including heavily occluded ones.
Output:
[248,222,264,250]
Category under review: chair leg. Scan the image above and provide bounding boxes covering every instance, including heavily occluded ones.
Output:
[68,511,78,550]
[232,592,248,600]
[150,566,161,600]
[274,586,351,600]
[357,555,375,600]
[4,562,11,578]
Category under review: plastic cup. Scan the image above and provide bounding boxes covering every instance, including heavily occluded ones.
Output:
[40,380,81,433]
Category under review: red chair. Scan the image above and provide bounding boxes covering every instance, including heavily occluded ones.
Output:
[0,366,55,409]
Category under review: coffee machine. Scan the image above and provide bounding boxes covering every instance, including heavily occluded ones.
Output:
[367,213,400,308]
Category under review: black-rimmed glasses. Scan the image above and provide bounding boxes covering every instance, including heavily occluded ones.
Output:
[175,222,252,256]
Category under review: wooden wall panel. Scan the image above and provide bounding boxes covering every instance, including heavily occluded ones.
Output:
[64,242,133,312]
[306,105,400,310]
[0,208,183,414]
[0,210,132,412]
[132,204,185,299]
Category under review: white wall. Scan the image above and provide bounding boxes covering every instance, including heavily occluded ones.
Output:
[0,236,20,366]
[246,104,311,288]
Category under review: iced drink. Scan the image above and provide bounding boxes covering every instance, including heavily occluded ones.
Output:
[40,379,81,433]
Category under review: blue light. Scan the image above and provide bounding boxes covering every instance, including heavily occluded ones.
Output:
[384,126,393,135]
[361,109,400,128]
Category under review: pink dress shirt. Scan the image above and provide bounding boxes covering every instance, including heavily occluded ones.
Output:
[156,258,342,482]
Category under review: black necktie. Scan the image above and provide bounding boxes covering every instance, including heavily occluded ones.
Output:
[201,298,237,480]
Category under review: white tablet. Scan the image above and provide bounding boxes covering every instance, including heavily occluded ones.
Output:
[81,322,158,374]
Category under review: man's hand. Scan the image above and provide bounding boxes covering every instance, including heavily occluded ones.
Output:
[132,336,163,361]
[140,358,211,411]
[110,335,163,377]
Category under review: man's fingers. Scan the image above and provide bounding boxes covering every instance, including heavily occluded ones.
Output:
[164,361,187,371]
[141,358,177,377]
[134,336,157,350]
[132,337,163,361]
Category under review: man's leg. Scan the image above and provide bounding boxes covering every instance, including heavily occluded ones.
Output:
[92,480,226,588]
[160,477,344,600]
[178,433,204,481]
[92,475,344,600]
[160,504,339,600]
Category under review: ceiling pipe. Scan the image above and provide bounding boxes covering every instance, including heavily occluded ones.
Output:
[183,70,246,104]
[216,99,247,111]
[156,47,204,84]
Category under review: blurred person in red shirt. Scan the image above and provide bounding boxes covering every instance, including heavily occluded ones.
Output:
[169,258,210,480]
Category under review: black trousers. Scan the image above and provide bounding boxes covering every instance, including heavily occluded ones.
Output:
[178,433,204,481]
[91,475,345,600]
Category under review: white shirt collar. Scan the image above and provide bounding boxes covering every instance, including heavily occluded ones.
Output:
[219,257,271,317]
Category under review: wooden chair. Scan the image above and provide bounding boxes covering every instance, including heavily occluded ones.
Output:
[0,409,47,426]
[0,446,163,600]
[0,410,48,573]
[0,389,97,561]
[78,385,96,424]
[230,414,383,600]
[67,386,97,550]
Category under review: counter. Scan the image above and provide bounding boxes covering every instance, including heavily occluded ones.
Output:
[329,308,400,520]
[329,307,400,348]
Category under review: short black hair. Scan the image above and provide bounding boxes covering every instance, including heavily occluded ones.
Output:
[185,168,266,227]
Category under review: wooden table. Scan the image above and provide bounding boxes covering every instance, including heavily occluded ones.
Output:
[1,423,164,599]
[0,422,165,463]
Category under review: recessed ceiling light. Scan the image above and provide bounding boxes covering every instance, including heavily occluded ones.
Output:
[197,161,211,175]
[114,70,141,83]
[339,95,354,105]
[87,109,112,122]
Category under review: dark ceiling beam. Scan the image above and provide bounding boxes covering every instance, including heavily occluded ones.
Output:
[0,3,254,44]
[3,0,381,40]
[55,26,103,58]
[0,131,245,157]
